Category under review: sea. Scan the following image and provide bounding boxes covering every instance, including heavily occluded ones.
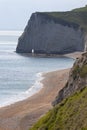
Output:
[0,31,74,107]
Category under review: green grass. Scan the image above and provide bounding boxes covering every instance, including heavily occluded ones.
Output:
[43,6,87,31]
[72,5,87,12]
[72,63,87,79]
[30,87,87,130]
[72,65,80,80]
[80,64,87,78]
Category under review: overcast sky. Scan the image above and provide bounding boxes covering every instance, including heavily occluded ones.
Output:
[0,0,87,30]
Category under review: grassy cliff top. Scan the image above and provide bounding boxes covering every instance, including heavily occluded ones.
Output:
[44,6,87,32]
[30,87,87,130]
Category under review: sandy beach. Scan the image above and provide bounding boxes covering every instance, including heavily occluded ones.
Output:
[0,68,70,130]
[64,51,83,59]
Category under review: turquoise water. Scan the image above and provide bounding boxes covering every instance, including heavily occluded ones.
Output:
[0,31,74,107]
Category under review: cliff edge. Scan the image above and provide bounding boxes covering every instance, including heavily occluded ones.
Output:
[53,52,87,105]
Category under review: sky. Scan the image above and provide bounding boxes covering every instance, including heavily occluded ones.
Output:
[0,0,87,30]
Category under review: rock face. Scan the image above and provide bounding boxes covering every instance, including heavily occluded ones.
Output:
[16,12,84,54]
[53,52,87,106]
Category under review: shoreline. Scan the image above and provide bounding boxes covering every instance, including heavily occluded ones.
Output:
[0,68,70,130]
[0,51,78,108]
[0,72,44,108]
[64,51,83,59]
[0,51,82,130]
[17,51,83,59]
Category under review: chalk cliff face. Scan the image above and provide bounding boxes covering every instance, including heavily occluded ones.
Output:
[16,13,84,54]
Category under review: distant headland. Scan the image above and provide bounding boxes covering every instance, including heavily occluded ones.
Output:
[16,6,87,55]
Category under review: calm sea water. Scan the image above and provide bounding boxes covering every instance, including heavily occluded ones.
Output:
[0,31,74,107]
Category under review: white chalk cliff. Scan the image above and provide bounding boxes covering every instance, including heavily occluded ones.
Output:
[16,12,84,54]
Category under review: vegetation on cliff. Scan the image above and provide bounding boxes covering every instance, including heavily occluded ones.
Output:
[45,5,87,31]
[52,52,87,106]
[73,63,87,78]
[30,87,87,130]
[72,53,87,78]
